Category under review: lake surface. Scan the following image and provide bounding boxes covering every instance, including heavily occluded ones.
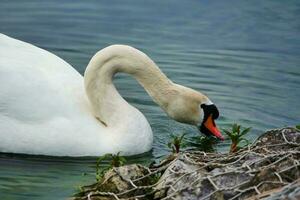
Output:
[0,0,299,199]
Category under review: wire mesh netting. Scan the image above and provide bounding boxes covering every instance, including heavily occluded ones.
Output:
[73,127,300,200]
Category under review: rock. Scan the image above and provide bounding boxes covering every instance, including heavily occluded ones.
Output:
[73,164,152,200]
[263,179,300,200]
[73,127,300,200]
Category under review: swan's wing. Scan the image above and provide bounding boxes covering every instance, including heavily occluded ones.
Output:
[0,34,107,156]
[0,33,87,123]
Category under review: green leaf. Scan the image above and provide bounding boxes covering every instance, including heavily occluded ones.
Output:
[181,143,187,148]
[97,154,109,167]
[237,125,241,134]
[229,132,238,141]
[179,133,186,141]
[232,132,238,137]
[170,134,176,139]
[171,146,175,153]
[223,129,232,136]
[240,127,251,136]
[232,124,239,133]
[223,123,253,153]
[119,157,126,164]
[296,124,300,130]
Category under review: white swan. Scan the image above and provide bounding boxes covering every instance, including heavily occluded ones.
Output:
[0,34,223,157]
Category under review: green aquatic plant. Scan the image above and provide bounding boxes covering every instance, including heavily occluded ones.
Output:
[223,123,251,153]
[148,172,162,185]
[167,133,186,153]
[296,124,300,131]
[73,185,86,197]
[96,152,126,181]
[186,135,217,153]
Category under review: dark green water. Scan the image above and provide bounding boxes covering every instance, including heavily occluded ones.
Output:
[0,0,299,199]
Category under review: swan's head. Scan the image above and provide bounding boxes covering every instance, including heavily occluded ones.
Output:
[165,84,224,140]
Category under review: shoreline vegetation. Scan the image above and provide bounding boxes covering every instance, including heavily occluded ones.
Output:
[72,126,300,200]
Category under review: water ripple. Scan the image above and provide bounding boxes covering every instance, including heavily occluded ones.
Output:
[1,0,300,199]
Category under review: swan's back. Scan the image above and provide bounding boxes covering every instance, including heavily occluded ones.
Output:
[0,34,153,156]
[0,34,84,121]
[0,34,105,156]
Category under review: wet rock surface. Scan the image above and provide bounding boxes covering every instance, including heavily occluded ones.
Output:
[73,127,300,200]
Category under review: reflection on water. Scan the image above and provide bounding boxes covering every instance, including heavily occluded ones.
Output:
[0,0,299,199]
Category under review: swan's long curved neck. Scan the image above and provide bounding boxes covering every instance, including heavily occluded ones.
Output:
[84,45,173,126]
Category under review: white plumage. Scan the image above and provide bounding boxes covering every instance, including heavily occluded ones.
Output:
[0,34,212,157]
[0,34,153,156]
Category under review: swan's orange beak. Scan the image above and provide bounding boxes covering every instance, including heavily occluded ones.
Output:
[203,115,224,140]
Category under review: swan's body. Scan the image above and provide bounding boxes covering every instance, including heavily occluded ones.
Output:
[0,34,220,157]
